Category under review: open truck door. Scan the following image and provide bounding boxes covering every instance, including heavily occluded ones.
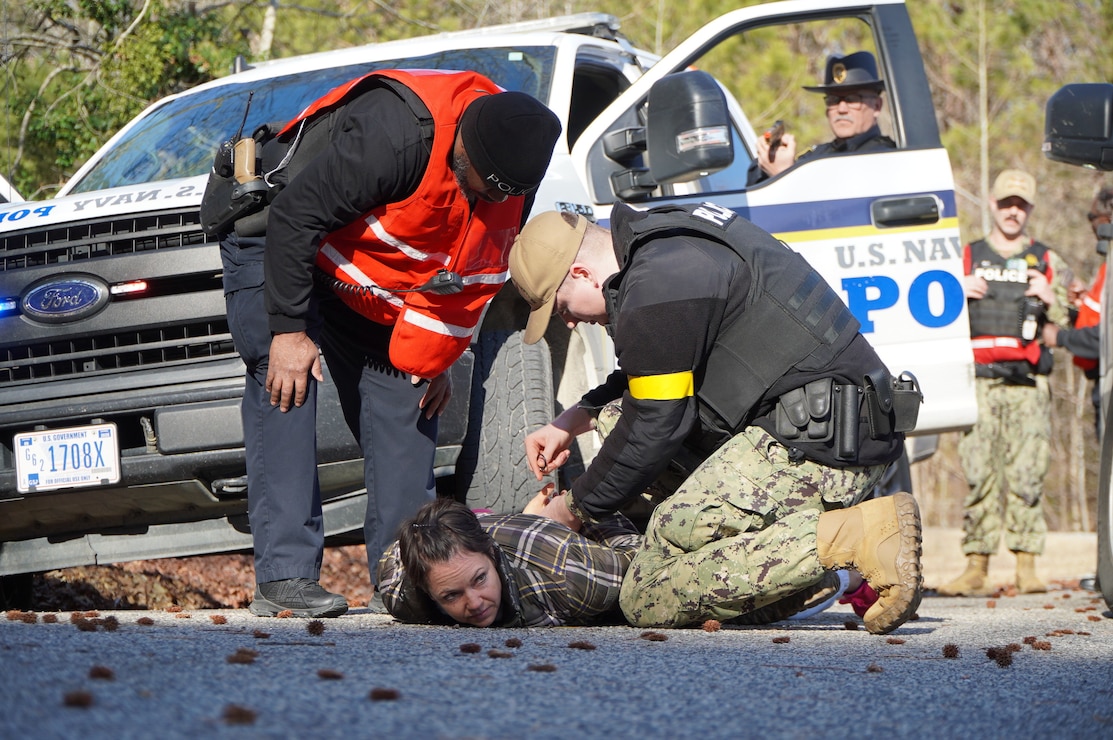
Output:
[570,0,977,463]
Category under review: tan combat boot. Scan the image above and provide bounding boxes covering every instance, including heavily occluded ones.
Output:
[936,554,992,596]
[816,492,923,635]
[1015,552,1047,594]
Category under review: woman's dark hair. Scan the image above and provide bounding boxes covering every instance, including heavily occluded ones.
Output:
[398,498,499,593]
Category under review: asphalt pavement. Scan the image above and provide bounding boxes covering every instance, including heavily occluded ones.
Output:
[2,586,1110,739]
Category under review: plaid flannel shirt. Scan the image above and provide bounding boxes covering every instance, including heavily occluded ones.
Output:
[377,511,642,627]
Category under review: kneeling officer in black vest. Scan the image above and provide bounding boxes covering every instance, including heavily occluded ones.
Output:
[509,202,923,634]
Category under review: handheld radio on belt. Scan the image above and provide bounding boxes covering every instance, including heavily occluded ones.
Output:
[200,92,276,237]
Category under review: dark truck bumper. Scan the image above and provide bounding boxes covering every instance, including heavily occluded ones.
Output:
[0,351,472,575]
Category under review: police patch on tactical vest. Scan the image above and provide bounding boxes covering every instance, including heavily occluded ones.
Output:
[691,201,735,230]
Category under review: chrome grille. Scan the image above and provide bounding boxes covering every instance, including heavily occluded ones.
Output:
[1,320,236,384]
[0,207,236,385]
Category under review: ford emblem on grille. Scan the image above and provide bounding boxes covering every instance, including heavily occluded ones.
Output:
[21,274,110,324]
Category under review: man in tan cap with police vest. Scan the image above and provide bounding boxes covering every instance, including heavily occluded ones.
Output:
[941,169,1072,596]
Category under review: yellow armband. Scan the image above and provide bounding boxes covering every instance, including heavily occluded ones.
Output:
[627,371,694,401]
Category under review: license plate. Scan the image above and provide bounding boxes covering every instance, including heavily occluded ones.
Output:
[15,423,121,493]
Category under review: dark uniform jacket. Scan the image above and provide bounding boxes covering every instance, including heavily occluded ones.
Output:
[570,202,903,521]
[746,124,895,185]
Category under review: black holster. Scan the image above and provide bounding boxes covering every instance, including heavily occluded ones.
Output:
[863,368,922,438]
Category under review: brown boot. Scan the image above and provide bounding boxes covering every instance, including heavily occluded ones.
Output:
[936,554,992,596]
[1015,551,1047,594]
[816,492,923,635]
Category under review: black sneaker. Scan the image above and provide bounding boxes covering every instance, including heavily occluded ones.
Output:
[249,578,349,618]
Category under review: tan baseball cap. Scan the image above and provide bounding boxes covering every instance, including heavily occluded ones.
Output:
[992,169,1036,204]
[509,211,587,345]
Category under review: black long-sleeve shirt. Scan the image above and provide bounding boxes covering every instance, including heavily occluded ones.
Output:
[264,88,431,335]
[1059,325,1100,362]
[570,234,733,520]
[571,229,899,521]
[262,83,536,336]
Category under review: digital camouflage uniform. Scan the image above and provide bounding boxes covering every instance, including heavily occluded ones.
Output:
[618,425,885,627]
[957,377,1050,555]
[958,249,1070,557]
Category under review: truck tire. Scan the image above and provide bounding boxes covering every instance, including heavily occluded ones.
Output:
[455,330,556,512]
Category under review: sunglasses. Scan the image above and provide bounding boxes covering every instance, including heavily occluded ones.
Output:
[824,93,879,108]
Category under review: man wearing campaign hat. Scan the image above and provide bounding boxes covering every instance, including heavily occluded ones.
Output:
[508,202,923,635]
[217,70,560,617]
[940,169,1073,597]
[748,50,895,184]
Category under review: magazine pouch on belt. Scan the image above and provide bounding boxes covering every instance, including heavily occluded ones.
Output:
[775,378,834,442]
[863,368,922,439]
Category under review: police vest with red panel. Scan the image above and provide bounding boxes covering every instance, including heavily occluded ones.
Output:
[964,238,1052,366]
[1074,262,1104,372]
[279,69,524,378]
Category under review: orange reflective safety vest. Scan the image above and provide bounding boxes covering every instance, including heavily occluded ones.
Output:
[1074,262,1104,372]
[281,69,525,378]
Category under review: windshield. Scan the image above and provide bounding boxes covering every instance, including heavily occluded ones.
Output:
[68,46,557,194]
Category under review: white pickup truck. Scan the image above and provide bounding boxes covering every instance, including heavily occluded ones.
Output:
[0,0,975,590]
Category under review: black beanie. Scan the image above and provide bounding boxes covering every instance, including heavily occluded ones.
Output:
[459,92,561,197]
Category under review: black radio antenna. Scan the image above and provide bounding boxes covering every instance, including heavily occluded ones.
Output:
[234,91,255,140]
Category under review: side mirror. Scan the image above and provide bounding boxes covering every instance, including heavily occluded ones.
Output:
[645,70,734,184]
[1043,83,1113,170]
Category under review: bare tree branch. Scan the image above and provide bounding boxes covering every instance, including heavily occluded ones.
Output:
[14,65,72,175]
[111,0,156,56]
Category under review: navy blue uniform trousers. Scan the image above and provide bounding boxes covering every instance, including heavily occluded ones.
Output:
[221,233,437,586]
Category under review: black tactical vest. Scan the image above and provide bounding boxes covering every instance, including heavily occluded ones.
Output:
[609,202,860,435]
[966,238,1049,339]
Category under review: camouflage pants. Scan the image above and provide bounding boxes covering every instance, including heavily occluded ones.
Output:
[593,403,698,529]
[957,376,1049,555]
[618,425,886,628]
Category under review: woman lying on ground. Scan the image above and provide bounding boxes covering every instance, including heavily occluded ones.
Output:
[376,494,642,627]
